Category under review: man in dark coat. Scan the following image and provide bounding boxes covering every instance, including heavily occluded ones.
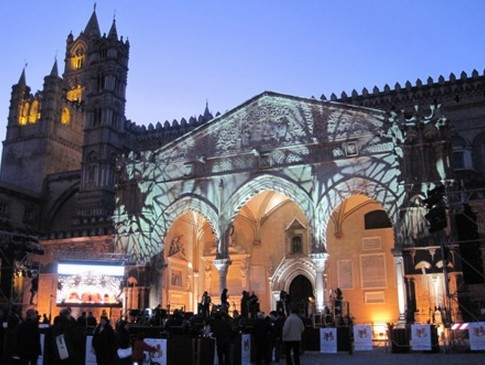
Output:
[252,312,271,365]
[211,312,235,365]
[268,311,284,363]
[16,309,42,365]
[92,316,115,365]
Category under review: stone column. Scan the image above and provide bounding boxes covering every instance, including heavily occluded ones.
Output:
[393,250,407,327]
[193,271,199,314]
[309,252,329,312]
[213,258,232,295]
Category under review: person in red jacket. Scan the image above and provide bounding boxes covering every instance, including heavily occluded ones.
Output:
[132,333,158,364]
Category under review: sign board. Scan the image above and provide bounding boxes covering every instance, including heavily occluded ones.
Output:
[410,324,431,351]
[241,334,251,365]
[320,327,337,353]
[145,338,167,365]
[85,336,97,365]
[37,333,45,365]
[353,325,373,351]
[469,322,485,351]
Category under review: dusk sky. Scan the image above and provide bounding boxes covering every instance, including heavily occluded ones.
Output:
[1,0,484,140]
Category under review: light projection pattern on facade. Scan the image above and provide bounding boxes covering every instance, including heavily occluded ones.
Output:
[113,93,447,264]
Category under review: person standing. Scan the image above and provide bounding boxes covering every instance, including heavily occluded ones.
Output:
[16,309,41,365]
[240,291,250,318]
[282,308,305,365]
[252,312,271,365]
[114,320,132,365]
[87,312,97,327]
[201,291,211,318]
[220,288,229,313]
[92,316,115,365]
[268,311,284,363]
[51,308,85,365]
[3,306,21,365]
[211,312,235,365]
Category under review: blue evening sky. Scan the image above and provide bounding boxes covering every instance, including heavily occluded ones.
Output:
[0,0,484,136]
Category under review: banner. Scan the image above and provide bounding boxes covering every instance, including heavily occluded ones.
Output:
[469,322,485,351]
[37,333,45,365]
[241,334,251,365]
[145,338,167,365]
[410,324,431,351]
[353,325,373,351]
[320,327,337,353]
[85,336,97,365]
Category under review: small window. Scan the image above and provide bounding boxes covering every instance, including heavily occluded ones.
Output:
[97,74,105,91]
[364,210,392,230]
[0,202,8,215]
[453,151,465,169]
[61,107,71,125]
[99,48,107,59]
[291,236,303,254]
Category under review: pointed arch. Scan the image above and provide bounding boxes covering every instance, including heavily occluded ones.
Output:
[271,257,316,293]
[160,195,220,245]
[316,176,403,250]
[222,174,313,229]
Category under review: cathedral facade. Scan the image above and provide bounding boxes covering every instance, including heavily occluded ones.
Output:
[1,10,484,327]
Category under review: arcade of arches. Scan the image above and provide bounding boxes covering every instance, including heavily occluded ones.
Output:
[111,93,453,326]
[161,190,398,325]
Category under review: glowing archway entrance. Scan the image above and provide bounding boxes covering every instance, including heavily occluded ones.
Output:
[289,274,314,315]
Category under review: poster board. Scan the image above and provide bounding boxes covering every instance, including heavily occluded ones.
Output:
[410,324,431,351]
[469,322,485,351]
[353,325,373,351]
[241,333,251,365]
[320,327,337,353]
[37,333,45,365]
[85,336,97,365]
[145,338,167,365]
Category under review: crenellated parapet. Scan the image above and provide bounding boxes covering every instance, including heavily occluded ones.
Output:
[325,69,485,111]
[126,110,218,151]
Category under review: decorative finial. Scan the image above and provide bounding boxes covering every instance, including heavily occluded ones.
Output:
[94,2,96,11]
[24,60,28,69]
[113,9,117,21]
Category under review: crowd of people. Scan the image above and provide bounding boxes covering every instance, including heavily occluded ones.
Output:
[194,288,307,365]
[0,306,159,365]
[0,288,310,365]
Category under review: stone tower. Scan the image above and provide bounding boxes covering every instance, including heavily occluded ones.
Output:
[1,58,84,193]
[68,11,130,233]
[0,9,130,236]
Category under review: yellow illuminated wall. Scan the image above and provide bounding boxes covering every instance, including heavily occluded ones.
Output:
[326,196,398,324]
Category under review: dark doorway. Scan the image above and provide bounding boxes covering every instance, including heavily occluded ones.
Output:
[289,274,313,316]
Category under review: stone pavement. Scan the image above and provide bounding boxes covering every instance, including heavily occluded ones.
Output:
[292,347,485,365]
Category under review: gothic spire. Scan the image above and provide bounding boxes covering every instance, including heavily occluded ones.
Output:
[203,101,213,121]
[50,58,59,77]
[84,8,101,38]
[108,18,118,39]
[18,67,26,86]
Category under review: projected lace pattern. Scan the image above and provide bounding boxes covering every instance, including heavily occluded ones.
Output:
[113,93,448,264]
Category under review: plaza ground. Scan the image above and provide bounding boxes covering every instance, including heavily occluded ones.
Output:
[291,347,485,365]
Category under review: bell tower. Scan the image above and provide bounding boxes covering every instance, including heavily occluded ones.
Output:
[73,12,130,233]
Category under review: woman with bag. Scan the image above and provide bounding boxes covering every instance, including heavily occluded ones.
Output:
[114,320,132,365]
[51,308,84,365]
[92,316,115,365]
